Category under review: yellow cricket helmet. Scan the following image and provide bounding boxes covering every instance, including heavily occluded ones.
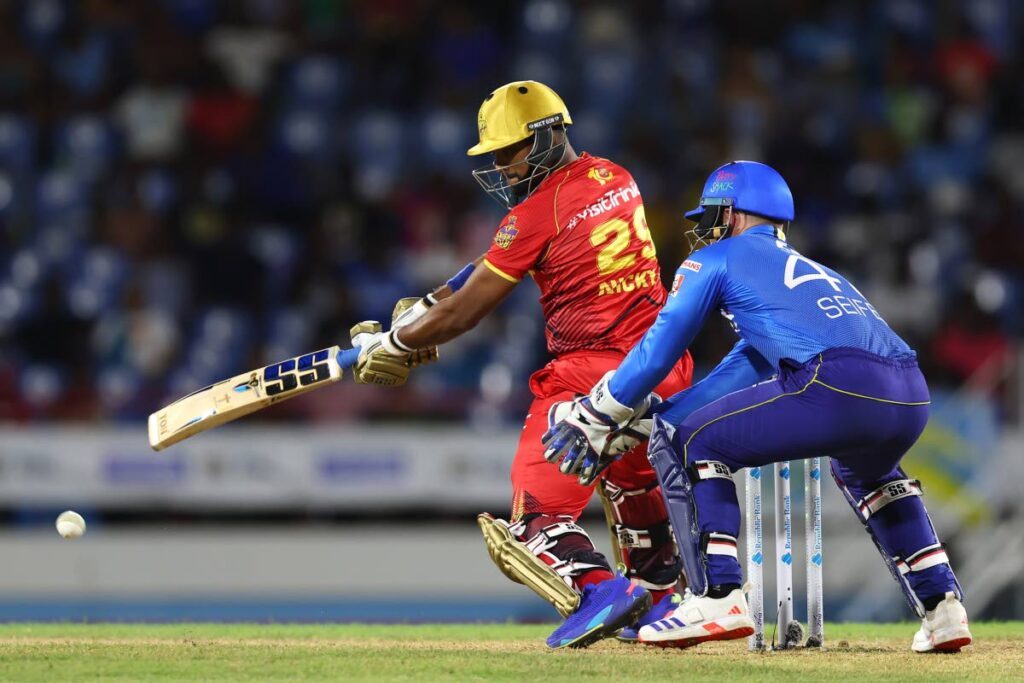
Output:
[467,81,572,157]
[469,81,573,208]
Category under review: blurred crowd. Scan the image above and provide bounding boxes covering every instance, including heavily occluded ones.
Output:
[0,0,1020,424]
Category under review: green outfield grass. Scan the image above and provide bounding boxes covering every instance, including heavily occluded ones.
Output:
[1,622,1022,682]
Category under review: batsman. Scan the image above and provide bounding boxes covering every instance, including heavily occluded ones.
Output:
[544,161,973,653]
[349,81,693,648]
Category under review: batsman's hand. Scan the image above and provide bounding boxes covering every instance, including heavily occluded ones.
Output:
[391,297,439,368]
[350,321,412,386]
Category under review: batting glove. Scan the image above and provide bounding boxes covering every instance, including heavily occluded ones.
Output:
[391,297,440,368]
[350,322,413,386]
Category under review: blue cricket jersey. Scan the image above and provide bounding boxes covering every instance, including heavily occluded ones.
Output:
[609,224,914,422]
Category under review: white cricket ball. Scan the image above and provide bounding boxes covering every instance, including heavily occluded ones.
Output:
[56,510,86,540]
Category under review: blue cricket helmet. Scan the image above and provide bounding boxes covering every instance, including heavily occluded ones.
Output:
[684,160,794,223]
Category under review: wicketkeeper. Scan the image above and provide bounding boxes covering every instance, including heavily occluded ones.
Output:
[544,161,972,653]
[349,81,694,648]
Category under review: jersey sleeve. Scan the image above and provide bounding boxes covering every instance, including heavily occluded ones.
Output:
[608,247,729,407]
[652,338,774,425]
[482,207,554,283]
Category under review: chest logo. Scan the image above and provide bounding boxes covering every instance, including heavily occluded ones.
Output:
[682,259,702,273]
[670,274,684,296]
[588,167,614,186]
[494,215,519,249]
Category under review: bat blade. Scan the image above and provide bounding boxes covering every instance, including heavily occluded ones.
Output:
[148,345,346,451]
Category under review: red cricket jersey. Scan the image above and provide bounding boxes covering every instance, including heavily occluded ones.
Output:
[484,153,666,356]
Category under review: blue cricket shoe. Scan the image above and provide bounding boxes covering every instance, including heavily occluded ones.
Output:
[617,591,682,643]
[546,573,652,649]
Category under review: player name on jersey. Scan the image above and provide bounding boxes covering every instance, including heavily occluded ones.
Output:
[597,267,660,297]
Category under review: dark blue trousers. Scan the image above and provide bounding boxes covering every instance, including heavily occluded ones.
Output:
[673,348,959,604]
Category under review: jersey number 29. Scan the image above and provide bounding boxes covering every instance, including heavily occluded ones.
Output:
[590,206,656,276]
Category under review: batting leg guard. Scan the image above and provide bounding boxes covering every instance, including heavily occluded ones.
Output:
[478,512,615,617]
[647,416,740,596]
[830,462,964,618]
[598,479,683,592]
[478,513,580,617]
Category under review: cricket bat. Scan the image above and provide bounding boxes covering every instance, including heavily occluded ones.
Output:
[148,346,361,451]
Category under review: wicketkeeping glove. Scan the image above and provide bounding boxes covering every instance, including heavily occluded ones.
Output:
[545,395,661,486]
[541,372,653,486]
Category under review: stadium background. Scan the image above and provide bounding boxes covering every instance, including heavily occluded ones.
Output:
[0,0,1021,624]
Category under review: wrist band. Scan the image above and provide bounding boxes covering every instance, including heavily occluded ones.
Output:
[446,262,476,292]
[589,371,635,424]
[387,329,414,354]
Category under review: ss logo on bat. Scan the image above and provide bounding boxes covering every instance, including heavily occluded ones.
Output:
[263,349,332,396]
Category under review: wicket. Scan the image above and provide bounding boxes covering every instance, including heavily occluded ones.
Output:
[744,457,825,651]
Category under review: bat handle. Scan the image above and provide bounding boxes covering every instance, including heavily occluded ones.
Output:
[336,347,361,370]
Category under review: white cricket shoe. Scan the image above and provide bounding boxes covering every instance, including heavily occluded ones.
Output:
[638,588,754,649]
[912,592,972,653]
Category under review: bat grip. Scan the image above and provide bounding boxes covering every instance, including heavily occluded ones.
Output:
[337,347,361,370]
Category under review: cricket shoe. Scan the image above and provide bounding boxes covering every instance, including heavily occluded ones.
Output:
[638,587,754,649]
[617,591,682,642]
[546,573,652,649]
[912,592,972,653]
